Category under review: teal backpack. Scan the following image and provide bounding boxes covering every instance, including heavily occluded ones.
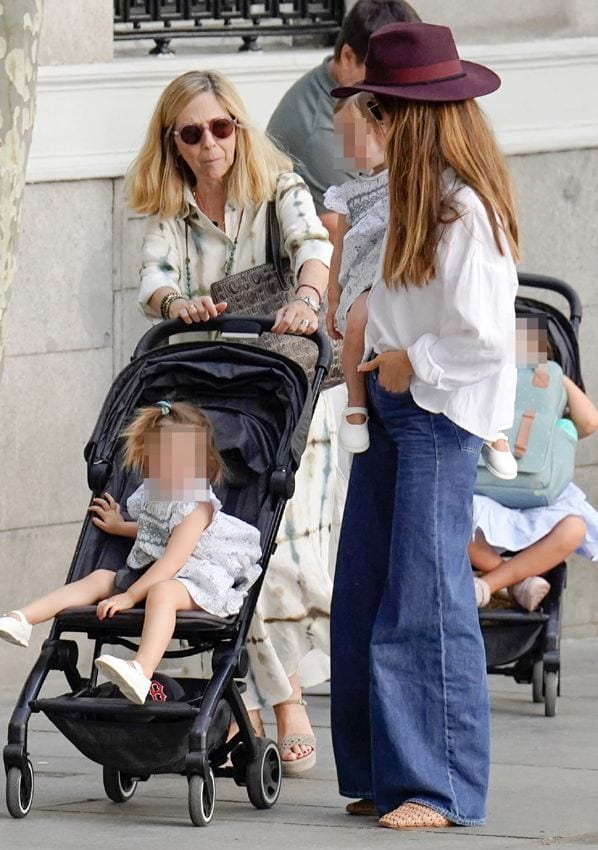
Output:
[474,361,577,508]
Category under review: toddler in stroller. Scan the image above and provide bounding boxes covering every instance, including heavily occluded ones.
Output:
[470,322,598,611]
[0,400,262,704]
[2,315,330,824]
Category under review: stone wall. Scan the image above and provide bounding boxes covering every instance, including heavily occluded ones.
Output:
[375,0,598,42]
[0,2,597,685]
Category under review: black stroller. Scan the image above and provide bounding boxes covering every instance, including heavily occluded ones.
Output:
[3,316,331,825]
[479,272,584,717]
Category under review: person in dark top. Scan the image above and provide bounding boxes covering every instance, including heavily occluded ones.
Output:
[267,0,420,242]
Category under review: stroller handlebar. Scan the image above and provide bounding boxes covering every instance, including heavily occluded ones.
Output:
[131,314,333,377]
[517,272,583,332]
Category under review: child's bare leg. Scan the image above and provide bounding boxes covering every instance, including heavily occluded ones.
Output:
[343,292,368,424]
[17,570,116,625]
[478,516,586,595]
[468,530,503,573]
[134,580,197,678]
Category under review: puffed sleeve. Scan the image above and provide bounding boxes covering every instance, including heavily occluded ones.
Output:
[275,172,333,274]
[138,217,183,315]
[168,501,200,532]
[168,489,220,532]
[126,485,145,520]
[407,204,517,391]
[323,183,350,217]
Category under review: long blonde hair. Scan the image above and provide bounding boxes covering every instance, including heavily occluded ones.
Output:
[126,70,292,218]
[379,97,519,287]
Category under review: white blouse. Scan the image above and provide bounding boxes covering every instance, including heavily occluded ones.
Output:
[365,171,517,440]
[138,171,332,313]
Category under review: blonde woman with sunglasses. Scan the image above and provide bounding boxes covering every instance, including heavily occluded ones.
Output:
[126,70,338,775]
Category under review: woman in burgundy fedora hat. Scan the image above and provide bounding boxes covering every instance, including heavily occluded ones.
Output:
[329,23,519,829]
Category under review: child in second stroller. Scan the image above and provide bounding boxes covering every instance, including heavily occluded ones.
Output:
[0,400,262,704]
[470,361,598,611]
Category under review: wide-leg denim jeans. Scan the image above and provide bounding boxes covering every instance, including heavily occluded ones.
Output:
[330,370,490,825]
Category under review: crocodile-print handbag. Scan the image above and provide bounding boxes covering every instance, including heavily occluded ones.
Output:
[210,201,343,389]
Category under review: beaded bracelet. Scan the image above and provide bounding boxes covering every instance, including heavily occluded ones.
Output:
[160,292,186,320]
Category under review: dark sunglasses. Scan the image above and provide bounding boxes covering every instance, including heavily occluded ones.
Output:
[172,117,237,145]
[366,99,384,123]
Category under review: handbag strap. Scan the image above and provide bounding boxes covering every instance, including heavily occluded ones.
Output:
[265,200,292,290]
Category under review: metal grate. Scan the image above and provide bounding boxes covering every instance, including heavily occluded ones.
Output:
[114,0,343,53]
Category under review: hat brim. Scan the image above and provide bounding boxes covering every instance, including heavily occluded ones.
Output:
[330,61,500,102]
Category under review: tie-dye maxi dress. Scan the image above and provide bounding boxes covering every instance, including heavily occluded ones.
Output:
[138,172,347,706]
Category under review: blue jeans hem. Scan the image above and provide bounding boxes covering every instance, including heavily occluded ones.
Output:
[339,789,374,800]
[407,797,486,827]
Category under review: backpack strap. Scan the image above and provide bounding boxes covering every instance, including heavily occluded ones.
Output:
[532,366,550,388]
[514,410,536,458]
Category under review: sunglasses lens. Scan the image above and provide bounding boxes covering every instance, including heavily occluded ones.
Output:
[211,118,236,139]
[179,125,202,145]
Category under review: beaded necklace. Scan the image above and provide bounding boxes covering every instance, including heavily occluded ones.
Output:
[184,208,244,298]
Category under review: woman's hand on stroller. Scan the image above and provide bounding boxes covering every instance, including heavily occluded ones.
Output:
[170,295,227,324]
[97,592,135,620]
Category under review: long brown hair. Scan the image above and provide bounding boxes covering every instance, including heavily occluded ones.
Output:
[126,70,292,219]
[379,96,519,287]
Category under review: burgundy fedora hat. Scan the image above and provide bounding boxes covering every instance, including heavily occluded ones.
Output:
[331,22,500,102]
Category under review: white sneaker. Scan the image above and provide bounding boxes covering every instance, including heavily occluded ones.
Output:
[95,655,151,704]
[481,433,518,480]
[0,611,32,648]
[473,578,491,608]
[339,407,370,453]
[509,577,551,612]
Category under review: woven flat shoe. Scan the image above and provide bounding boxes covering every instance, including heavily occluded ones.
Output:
[379,802,452,830]
[346,799,379,816]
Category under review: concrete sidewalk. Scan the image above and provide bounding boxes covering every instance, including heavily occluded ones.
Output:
[0,639,597,849]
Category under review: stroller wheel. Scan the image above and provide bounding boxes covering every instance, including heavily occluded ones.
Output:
[102,766,138,803]
[544,671,558,717]
[246,739,282,809]
[6,759,34,818]
[188,768,216,827]
[532,661,544,703]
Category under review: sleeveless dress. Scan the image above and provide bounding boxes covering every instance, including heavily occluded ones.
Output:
[126,484,262,618]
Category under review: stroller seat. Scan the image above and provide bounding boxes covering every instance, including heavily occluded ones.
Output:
[55,606,237,638]
[3,324,329,825]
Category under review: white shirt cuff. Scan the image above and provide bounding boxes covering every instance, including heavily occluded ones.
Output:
[407,334,444,388]
[294,240,333,276]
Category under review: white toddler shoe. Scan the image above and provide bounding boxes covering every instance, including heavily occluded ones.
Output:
[339,407,370,454]
[509,576,551,612]
[473,578,491,608]
[0,611,32,648]
[95,654,151,704]
[481,433,518,480]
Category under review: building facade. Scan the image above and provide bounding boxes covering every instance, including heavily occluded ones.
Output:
[1,0,597,682]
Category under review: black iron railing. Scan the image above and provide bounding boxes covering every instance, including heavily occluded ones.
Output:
[114,0,344,53]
